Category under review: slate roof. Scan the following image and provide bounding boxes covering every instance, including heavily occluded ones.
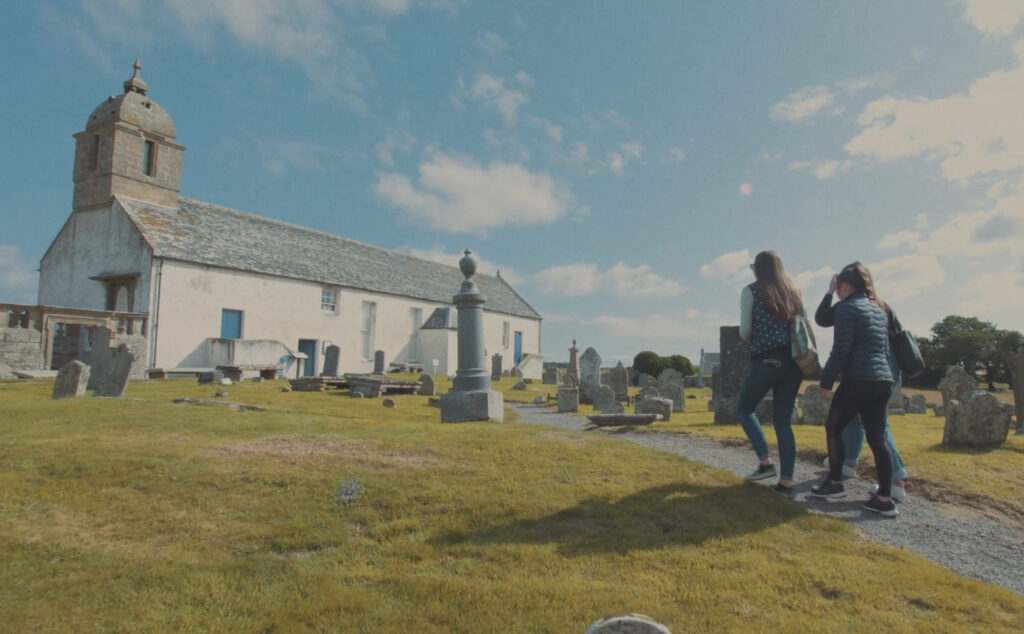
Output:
[116,195,541,320]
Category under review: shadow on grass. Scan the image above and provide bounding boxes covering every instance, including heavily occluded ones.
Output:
[924,442,1017,456]
[431,481,805,556]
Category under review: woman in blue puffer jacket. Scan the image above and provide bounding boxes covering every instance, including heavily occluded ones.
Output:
[810,262,898,518]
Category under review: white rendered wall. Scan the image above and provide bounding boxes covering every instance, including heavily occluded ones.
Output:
[38,203,153,312]
[152,261,541,375]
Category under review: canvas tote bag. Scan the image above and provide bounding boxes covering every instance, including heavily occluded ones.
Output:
[790,311,821,375]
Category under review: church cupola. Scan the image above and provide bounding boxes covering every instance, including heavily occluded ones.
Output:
[72,59,185,212]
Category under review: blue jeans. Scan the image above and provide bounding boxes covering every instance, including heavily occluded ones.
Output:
[840,414,908,481]
[737,348,803,480]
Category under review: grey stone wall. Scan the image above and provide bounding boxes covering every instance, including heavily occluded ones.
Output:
[0,327,45,376]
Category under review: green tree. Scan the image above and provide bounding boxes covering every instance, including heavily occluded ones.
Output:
[917,315,1024,390]
[668,354,696,376]
[632,351,665,379]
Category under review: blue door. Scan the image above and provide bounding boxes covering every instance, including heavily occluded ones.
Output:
[220,309,242,339]
[298,339,317,377]
[514,331,523,364]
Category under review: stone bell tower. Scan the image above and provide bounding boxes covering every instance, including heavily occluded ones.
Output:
[71,59,185,212]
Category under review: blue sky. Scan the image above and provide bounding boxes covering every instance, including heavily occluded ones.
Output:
[3,0,1024,364]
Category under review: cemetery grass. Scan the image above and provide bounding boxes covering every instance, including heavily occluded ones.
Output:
[643,387,1024,525]
[0,380,1022,632]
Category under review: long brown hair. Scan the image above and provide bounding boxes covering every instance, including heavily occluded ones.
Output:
[752,250,804,321]
[837,261,889,312]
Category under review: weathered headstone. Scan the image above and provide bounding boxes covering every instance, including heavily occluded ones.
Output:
[943,391,1014,446]
[637,373,655,388]
[585,613,672,634]
[198,371,218,385]
[600,372,612,386]
[557,386,579,413]
[609,362,629,399]
[579,347,602,404]
[512,380,527,390]
[491,353,502,381]
[635,396,672,421]
[713,326,750,423]
[656,368,686,412]
[798,384,831,425]
[53,360,90,399]
[638,385,660,399]
[939,366,977,415]
[566,340,580,383]
[933,403,945,417]
[417,373,436,396]
[533,395,545,405]
[439,250,503,422]
[542,368,561,384]
[907,394,927,414]
[92,344,134,397]
[85,326,113,390]
[888,377,905,415]
[511,367,523,378]
[373,350,386,375]
[322,345,340,377]
[1005,349,1024,430]
[594,384,624,414]
[382,398,396,408]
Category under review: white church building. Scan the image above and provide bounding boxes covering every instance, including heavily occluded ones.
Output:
[7,62,542,379]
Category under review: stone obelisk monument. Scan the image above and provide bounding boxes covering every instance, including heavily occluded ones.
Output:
[440,249,504,422]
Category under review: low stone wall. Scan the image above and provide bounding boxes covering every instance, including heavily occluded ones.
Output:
[0,327,45,376]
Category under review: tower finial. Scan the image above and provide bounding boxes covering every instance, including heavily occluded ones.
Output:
[124,58,148,95]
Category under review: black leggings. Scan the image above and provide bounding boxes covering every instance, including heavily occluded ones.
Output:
[825,379,894,496]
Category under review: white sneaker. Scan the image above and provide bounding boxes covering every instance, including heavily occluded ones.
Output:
[823,457,856,479]
[871,483,907,502]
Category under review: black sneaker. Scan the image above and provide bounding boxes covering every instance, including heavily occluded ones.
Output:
[862,495,899,518]
[745,463,776,481]
[771,483,794,498]
[810,479,847,499]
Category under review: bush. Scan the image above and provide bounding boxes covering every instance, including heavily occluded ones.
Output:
[632,351,695,380]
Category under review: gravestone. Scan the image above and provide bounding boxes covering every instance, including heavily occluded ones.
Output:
[594,384,624,414]
[888,377,905,415]
[600,372,611,386]
[585,613,672,634]
[939,366,977,415]
[933,403,945,417]
[417,373,436,396]
[512,380,527,390]
[907,394,927,414]
[579,347,602,404]
[798,384,831,425]
[85,326,113,390]
[511,367,523,378]
[943,391,1014,446]
[635,396,672,421]
[566,340,580,384]
[557,386,579,413]
[656,368,686,412]
[53,360,90,399]
[713,326,750,423]
[542,368,561,384]
[373,350,386,375]
[637,373,655,388]
[439,250,503,422]
[533,395,545,404]
[609,362,629,399]
[638,386,660,399]
[92,344,134,397]
[1005,349,1024,430]
[322,345,340,377]
[491,353,502,381]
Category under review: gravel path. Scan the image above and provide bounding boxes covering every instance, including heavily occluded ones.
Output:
[508,403,1024,598]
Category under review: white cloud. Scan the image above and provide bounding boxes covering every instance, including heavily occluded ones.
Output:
[909,174,1024,257]
[786,159,847,179]
[256,140,344,176]
[373,151,571,232]
[958,0,1024,38]
[868,254,946,302]
[662,147,686,164]
[699,249,751,282]
[568,141,589,166]
[0,246,39,303]
[607,142,643,175]
[877,230,921,250]
[530,117,563,142]
[399,243,523,286]
[583,310,730,343]
[770,85,840,122]
[514,71,534,87]
[845,41,1024,182]
[791,266,833,297]
[957,263,1024,315]
[476,30,507,54]
[835,72,896,95]
[373,129,417,166]
[453,72,529,125]
[533,261,685,300]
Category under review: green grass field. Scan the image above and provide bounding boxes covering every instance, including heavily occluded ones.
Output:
[1,377,1022,632]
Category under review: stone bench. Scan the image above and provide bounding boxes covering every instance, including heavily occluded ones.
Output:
[216,365,281,381]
